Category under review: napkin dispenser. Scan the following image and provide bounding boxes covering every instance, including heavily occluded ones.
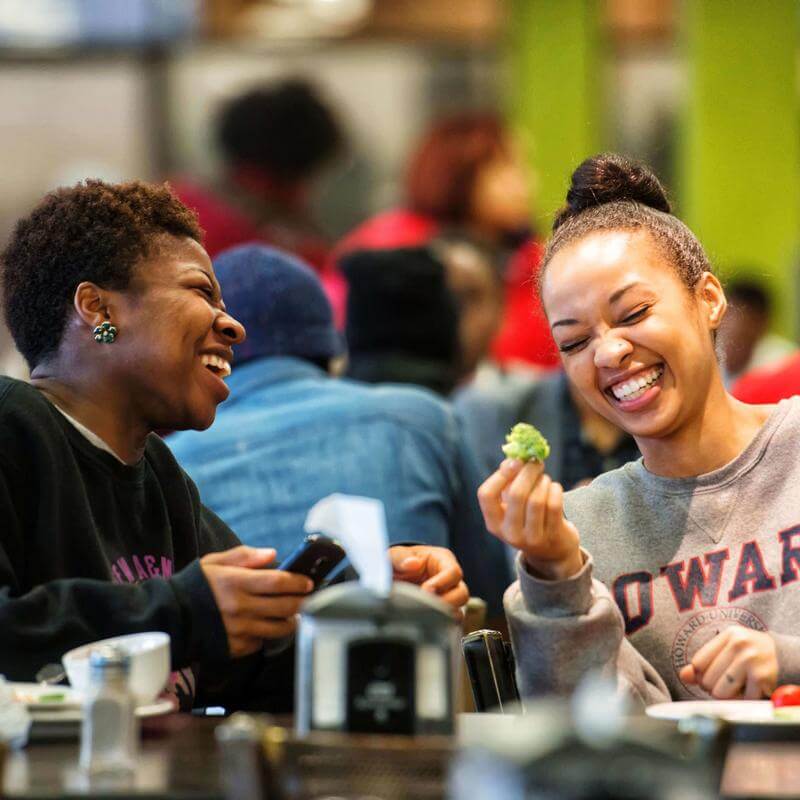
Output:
[296,580,460,736]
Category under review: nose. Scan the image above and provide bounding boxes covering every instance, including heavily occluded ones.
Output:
[594,332,633,369]
[215,310,246,345]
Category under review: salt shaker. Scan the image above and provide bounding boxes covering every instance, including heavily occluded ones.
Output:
[79,645,138,775]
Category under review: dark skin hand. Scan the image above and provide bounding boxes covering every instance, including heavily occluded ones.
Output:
[389,544,470,611]
[201,546,313,658]
[204,544,471,657]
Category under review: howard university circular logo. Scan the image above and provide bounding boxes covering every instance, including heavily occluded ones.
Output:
[671,607,767,698]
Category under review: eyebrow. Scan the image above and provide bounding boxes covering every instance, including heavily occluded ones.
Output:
[551,281,644,329]
[181,265,213,281]
[181,264,225,300]
[551,317,579,330]
[609,281,641,305]
[182,265,220,289]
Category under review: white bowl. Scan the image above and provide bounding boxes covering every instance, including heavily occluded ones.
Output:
[62,632,170,704]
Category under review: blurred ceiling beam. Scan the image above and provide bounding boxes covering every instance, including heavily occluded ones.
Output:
[202,0,503,43]
[363,0,504,42]
[202,0,677,45]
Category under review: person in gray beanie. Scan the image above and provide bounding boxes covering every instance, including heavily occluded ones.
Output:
[168,244,511,617]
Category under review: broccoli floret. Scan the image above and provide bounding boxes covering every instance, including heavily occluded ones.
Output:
[501,422,550,462]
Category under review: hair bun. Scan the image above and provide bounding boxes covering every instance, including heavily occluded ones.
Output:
[553,153,670,230]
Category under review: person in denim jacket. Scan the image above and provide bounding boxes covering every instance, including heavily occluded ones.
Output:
[168,244,511,616]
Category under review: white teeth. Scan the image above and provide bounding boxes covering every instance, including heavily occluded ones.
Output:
[610,366,663,401]
[200,353,232,378]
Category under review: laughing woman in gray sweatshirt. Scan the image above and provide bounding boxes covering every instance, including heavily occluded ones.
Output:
[478,153,800,706]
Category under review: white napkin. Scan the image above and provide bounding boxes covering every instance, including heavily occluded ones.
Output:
[0,676,31,748]
[304,494,392,596]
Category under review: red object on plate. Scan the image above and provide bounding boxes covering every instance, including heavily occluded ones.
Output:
[771,685,800,707]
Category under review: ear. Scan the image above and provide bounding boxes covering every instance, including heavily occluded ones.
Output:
[696,272,727,331]
[72,282,113,330]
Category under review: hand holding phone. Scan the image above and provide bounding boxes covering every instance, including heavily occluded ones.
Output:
[278,534,346,590]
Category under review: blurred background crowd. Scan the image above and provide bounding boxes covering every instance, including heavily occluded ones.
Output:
[2,0,800,497]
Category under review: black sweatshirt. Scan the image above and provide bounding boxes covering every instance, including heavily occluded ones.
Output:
[0,376,239,682]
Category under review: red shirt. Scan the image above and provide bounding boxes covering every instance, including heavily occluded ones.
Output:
[172,179,261,258]
[324,209,438,327]
[329,209,559,369]
[731,352,800,404]
[172,178,330,269]
[490,239,559,368]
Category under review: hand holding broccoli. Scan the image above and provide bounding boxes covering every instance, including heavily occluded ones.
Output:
[477,423,582,581]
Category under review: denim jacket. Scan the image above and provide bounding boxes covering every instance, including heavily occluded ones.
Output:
[169,357,510,614]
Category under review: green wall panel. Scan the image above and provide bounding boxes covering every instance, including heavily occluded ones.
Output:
[507,0,603,233]
[680,0,800,334]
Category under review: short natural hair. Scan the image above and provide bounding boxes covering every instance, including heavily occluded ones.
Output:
[542,153,712,293]
[2,179,202,368]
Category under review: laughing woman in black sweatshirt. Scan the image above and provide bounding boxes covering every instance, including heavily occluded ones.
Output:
[0,180,468,708]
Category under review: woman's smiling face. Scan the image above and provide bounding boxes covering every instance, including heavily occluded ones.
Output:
[541,228,725,441]
[108,235,246,432]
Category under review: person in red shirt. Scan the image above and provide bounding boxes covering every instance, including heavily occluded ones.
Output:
[731,352,800,404]
[329,112,558,369]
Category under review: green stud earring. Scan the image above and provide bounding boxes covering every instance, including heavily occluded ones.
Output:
[93,320,117,344]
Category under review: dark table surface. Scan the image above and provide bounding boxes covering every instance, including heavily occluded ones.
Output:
[5,712,800,799]
[3,714,222,800]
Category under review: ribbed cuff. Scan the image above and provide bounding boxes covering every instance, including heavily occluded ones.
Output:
[771,631,800,686]
[515,549,594,618]
[170,559,230,664]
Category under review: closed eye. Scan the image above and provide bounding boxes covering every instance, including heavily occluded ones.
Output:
[559,338,589,354]
[195,285,216,301]
[620,306,649,325]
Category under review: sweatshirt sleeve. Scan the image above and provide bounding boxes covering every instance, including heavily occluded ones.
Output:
[505,551,670,708]
[0,558,229,681]
[0,467,230,680]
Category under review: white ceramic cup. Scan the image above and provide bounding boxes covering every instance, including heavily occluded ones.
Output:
[62,631,171,705]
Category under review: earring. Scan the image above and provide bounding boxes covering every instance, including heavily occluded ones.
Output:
[93,321,117,344]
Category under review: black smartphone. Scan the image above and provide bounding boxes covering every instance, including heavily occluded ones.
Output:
[278,534,347,589]
[461,629,520,713]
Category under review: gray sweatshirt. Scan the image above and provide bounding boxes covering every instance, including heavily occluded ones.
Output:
[506,396,800,705]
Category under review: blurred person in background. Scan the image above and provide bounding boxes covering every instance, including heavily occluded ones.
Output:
[0,181,468,705]
[168,244,510,616]
[173,78,344,268]
[719,278,796,385]
[431,234,505,382]
[342,239,508,394]
[341,246,463,396]
[329,112,559,370]
[731,351,800,405]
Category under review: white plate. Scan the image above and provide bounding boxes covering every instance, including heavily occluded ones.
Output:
[9,683,174,723]
[30,698,174,724]
[10,682,82,711]
[646,700,799,725]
